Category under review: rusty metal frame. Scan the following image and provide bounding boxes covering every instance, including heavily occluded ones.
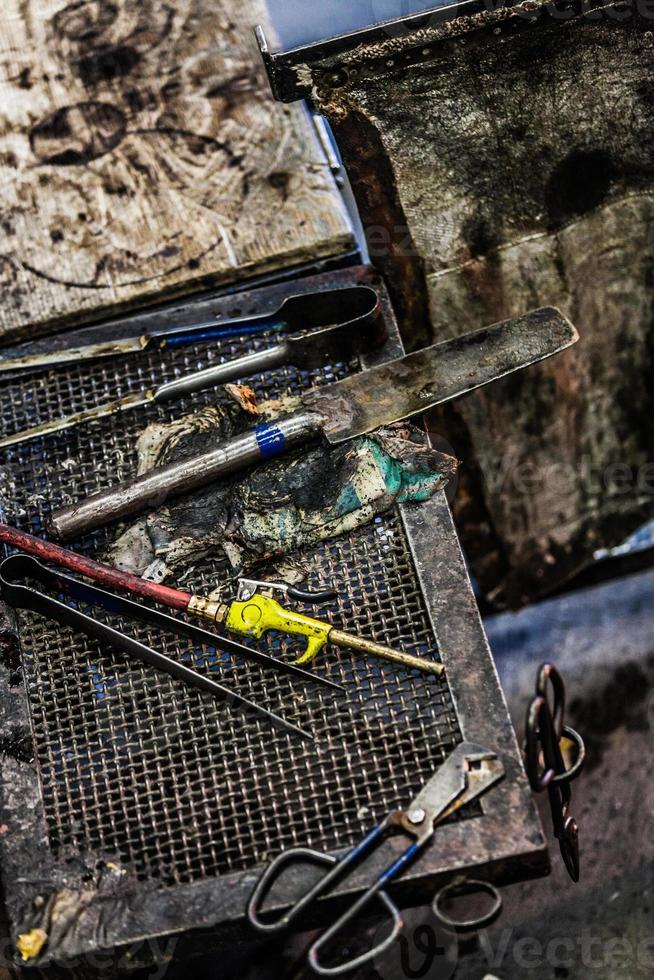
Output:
[257,0,623,103]
[0,265,548,970]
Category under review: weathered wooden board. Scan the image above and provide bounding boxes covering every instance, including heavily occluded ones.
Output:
[274,6,654,605]
[0,0,353,343]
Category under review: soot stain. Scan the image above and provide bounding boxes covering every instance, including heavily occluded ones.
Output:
[267,171,291,202]
[569,661,651,771]
[52,1,119,43]
[75,45,141,86]
[545,149,618,228]
[462,210,502,259]
[30,102,127,165]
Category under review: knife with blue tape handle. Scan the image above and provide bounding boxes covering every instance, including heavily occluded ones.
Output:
[49,307,579,541]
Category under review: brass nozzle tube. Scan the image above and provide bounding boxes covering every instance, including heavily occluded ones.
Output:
[329,629,444,676]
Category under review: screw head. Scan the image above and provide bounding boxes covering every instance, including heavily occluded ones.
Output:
[408,807,426,825]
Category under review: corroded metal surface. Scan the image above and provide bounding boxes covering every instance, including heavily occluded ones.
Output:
[259,1,654,608]
[47,306,576,539]
[306,308,578,442]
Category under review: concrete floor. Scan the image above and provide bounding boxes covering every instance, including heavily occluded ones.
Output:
[1,568,652,979]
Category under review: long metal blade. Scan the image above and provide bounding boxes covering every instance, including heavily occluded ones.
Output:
[0,316,281,376]
[0,338,144,375]
[0,392,153,450]
[303,307,578,443]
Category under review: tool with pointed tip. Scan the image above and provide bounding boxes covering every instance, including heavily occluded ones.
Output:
[196,576,445,676]
[49,307,579,542]
[0,287,383,449]
[0,524,344,716]
[0,524,443,679]
[0,553,320,739]
[247,741,505,975]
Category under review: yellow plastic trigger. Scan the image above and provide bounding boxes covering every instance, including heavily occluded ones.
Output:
[225,594,331,664]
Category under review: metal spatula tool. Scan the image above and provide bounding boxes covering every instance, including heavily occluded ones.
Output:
[50,307,578,541]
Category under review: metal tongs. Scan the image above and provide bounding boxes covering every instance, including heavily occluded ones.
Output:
[0,554,343,740]
[0,286,384,448]
[248,741,505,975]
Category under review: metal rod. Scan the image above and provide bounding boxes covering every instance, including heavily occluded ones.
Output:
[0,393,153,450]
[0,556,311,740]
[49,412,324,541]
[0,523,192,609]
[0,345,292,450]
[152,343,289,403]
[0,525,342,693]
[329,629,444,676]
[0,315,287,376]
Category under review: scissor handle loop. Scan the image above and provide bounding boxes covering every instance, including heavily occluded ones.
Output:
[247,847,337,936]
[525,664,585,794]
[308,888,403,977]
[535,662,566,740]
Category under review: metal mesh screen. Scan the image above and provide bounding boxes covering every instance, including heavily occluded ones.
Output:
[0,324,462,887]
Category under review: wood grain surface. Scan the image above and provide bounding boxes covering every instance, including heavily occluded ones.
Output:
[0,1,353,343]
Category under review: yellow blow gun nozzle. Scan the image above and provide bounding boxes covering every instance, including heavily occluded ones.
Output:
[187,591,445,675]
[225,593,332,664]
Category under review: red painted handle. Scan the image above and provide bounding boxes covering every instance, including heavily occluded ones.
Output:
[0,523,192,611]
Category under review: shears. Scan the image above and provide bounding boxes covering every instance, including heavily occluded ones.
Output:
[248,741,505,976]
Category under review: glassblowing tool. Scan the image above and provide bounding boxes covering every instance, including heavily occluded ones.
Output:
[524,663,586,882]
[248,741,505,976]
[0,524,440,677]
[0,287,383,449]
[195,577,444,675]
[0,554,327,740]
[48,307,579,541]
[0,286,381,377]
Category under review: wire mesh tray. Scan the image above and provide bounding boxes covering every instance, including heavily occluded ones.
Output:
[0,266,547,969]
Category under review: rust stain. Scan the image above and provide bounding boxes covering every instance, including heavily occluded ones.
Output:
[226,383,260,415]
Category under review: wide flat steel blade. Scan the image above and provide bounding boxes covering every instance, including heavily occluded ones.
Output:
[302,307,578,443]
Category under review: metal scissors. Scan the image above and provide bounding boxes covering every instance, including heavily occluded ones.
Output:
[0,554,343,740]
[247,741,505,975]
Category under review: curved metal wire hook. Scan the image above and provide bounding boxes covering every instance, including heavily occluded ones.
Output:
[524,663,586,882]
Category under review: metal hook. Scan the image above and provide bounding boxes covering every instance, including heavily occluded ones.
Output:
[432,878,503,932]
[524,663,585,882]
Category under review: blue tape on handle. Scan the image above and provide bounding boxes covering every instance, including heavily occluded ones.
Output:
[256,423,288,460]
[164,317,286,348]
[380,841,422,884]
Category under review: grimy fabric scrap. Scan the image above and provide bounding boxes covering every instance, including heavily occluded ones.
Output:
[107,386,457,582]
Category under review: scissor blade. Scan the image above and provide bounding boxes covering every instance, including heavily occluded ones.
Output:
[407,742,504,823]
[303,307,579,444]
[438,752,505,821]
[0,392,153,450]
